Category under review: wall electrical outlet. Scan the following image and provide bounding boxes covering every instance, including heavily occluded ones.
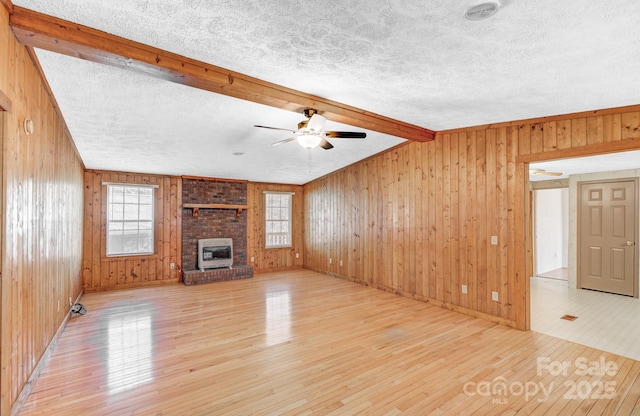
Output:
[329,258,333,264]
[250,256,255,263]
[339,260,343,267]
[461,284,468,294]
[491,291,499,302]
[170,262,175,270]
[491,236,498,245]
[296,253,299,259]
[69,297,73,307]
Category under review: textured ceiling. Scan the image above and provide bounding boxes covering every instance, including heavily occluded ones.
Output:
[529,150,640,182]
[12,0,640,183]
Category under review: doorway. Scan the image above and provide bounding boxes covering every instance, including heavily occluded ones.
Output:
[528,152,640,360]
[533,187,569,281]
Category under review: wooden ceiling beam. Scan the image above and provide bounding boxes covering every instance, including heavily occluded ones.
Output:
[9,6,435,142]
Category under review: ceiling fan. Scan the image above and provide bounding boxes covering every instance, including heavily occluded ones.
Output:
[254,109,366,150]
[529,168,563,177]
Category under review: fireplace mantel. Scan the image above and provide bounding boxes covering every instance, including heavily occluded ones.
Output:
[183,203,248,218]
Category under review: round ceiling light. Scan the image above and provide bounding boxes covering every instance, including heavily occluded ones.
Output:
[297,134,322,149]
[465,2,500,21]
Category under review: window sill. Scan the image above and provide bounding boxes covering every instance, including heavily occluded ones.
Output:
[104,252,157,260]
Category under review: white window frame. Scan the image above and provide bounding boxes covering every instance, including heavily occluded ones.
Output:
[264,191,294,248]
[104,182,157,257]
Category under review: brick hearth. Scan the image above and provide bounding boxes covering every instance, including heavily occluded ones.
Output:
[182,265,254,286]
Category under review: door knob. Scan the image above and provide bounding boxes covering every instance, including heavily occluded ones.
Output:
[626,241,635,246]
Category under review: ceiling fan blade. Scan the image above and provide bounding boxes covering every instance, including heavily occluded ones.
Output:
[530,169,563,177]
[319,138,334,150]
[271,137,296,146]
[306,114,326,132]
[323,131,367,139]
[254,125,297,133]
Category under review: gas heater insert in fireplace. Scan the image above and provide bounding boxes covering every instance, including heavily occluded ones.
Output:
[198,238,233,270]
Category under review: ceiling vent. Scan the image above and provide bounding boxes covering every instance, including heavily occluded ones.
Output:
[465,2,500,21]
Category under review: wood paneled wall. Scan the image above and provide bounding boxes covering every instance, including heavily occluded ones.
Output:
[303,107,640,330]
[1,5,85,414]
[247,182,304,272]
[82,170,181,291]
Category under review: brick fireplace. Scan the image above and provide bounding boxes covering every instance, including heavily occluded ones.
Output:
[181,178,253,285]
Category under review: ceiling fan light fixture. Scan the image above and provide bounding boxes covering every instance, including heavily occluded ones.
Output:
[297,134,322,149]
[256,108,365,150]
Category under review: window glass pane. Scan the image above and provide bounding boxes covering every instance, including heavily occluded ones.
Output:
[265,193,292,248]
[139,187,153,196]
[123,204,138,220]
[110,186,124,203]
[111,204,124,221]
[139,205,153,221]
[124,187,139,203]
[123,235,138,252]
[139,234,153,252]
[139,221,153,231]
[107,235,123,254]
[107,185,154,256]
[108,221,122,231]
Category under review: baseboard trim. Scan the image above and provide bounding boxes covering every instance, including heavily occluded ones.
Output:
[253,265,303,274]
[10,291,84,416]
[84,278,181,292]
[306,267,519,329]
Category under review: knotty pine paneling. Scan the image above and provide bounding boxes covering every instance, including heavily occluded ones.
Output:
[247,182,304,273]
[82,170,181,291]
[304,107,640,330]
[1,6,84,415]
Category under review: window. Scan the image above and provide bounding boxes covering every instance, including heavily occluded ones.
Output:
[265,192,293,248]
[106,184,155,256]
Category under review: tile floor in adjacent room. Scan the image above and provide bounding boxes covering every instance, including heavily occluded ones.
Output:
[531,273,640,361]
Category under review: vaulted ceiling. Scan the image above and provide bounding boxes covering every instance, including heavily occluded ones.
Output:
[10,0,640,184]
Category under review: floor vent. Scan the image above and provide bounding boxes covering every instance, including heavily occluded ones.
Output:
[560,314,578,321]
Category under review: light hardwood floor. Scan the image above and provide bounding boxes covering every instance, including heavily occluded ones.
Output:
[18,270,640,415]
